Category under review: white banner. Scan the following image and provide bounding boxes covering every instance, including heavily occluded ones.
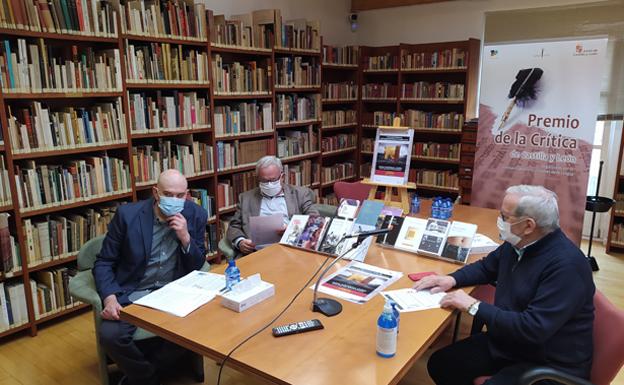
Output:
[472,38,608,244]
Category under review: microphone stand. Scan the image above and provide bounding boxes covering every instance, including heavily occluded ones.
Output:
[312,235,366,317]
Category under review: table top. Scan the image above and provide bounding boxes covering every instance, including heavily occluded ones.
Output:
[121,202,500,385]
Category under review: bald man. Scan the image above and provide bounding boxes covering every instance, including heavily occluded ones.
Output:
[93,170,207,385]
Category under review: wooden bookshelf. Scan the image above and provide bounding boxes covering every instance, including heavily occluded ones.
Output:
[11,142,129,160]
[606,114,624,253]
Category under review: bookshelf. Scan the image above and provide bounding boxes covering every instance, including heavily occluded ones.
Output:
[606,115,624,253]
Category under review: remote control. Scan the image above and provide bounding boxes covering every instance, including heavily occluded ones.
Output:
[272,319,324,337]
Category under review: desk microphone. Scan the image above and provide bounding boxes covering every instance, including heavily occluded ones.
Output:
[311,228,390,317]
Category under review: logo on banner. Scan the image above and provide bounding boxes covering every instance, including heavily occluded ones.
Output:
[574,43,599,56]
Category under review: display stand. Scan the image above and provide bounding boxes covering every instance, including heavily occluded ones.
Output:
[363,118,416,214]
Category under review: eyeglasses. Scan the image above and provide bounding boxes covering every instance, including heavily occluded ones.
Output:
[259,173,283,183]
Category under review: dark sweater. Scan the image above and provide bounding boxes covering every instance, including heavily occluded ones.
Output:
[450,229,595,379]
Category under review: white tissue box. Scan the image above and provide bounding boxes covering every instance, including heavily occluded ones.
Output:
[221,277,275,312]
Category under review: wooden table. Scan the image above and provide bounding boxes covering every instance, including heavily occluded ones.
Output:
[121,203,499,385]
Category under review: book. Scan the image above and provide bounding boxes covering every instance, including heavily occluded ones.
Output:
[0,213,13,273]
[470,233,501,255]
[376,215,405,247]
[354,200,384,227]
[370,128,414,186]
[336,198,360,219]
[440,221,478,264]
[417,218,451,257]
[293,215,328,251]
[393,217,428,253]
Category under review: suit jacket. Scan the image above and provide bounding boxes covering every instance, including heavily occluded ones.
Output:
[226,184,317,245]
[93,198,207,305]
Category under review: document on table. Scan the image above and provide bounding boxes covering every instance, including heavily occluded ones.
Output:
[134,271,225,317]
[381,288,445,312]
[250,214,284,249]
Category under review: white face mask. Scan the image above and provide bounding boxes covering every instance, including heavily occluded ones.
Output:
[497,216,523,246]
[260,180,282,197]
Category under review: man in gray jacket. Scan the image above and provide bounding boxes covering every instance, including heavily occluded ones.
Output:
[226,155,318,255]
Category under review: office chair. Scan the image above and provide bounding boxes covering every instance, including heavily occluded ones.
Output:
[334,181,372,202]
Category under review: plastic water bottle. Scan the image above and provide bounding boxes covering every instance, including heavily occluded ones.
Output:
[376,299,398,358]
[444,198,454,219]
[440,198,449,220]
[431,197,441,219]
[389,300,400,334]
[410,194,420,215]
[225,259,241,290]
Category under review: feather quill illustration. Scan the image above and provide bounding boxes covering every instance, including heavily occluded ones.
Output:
[498,68,543,130]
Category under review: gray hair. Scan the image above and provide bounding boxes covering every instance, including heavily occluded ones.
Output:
[255,155,283,175]
[505,185,560,232]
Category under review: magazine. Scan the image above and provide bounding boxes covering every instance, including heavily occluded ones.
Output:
[417,218,451,257]
[440,221,478,263]
[312,261,403,304]
[370,128,414,186]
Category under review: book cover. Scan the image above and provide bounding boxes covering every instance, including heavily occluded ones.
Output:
[317,217,352,255]
[336,198,359,219]
[394,217,428,253]
[293,215,327,251]
[417,218,451,256]
[279,214,308,246]
[440,221,478,264]
[354,200,384,227]
[375,215,404,247]
[370,128,414,186]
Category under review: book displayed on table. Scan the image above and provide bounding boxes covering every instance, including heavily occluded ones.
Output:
[417,218,451,257]
[376,215,405,247]
[370,128,414,186]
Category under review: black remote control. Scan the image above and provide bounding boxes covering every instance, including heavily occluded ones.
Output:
[272,319,324,337]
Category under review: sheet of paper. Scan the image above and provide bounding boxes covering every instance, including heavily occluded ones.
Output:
[381,288,445,312]
[250,214,284,248]
[175,271,226,292]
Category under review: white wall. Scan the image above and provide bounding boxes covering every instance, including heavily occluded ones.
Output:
[354,0,606,46]
[203,0,356,46]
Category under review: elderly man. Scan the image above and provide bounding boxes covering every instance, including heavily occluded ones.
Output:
[415,185,594,385]
[93,169,207,385]
[226,155,317,255]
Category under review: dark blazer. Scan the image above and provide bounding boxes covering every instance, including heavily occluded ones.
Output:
[93,197,207,305]
[226,184,317,245]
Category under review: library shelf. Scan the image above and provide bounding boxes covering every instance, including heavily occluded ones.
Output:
[274,86,322,93]
[11,142,129,160]
[614,211,624,218]
[215,131,275,141]
[610,241,624,248]
[0,143,4,151]
[411,156,461,165]
[2,91,123,100]
[0,28,118,43]
[321,175,357,188]
[28,254,78,273]
[274,47,321,56]
[280,152,321,163]
[217,163,257,176]
[213,94,273,100]
[135,172,215,191]
[0,270,22,280]
[0,323,31,339]
[34,303,90,325]
[361,98,397,103]
[400,98,464,105]
[125,83,210,90]
[122,33,207,46]
[208,216,217,225]
[321,63,358,70]
[210,44,273,56]
[275,120,321,129]
[321,123,358,132]
[321,99,358,104]
[0,203,12,213]
[412,128,463,135]
[415,184,460,193]
[362,69,399,74]
[218,205,238,215]
[131,126,212,139]
[321,147,357,157]
[19,191,133,219]
[400,67,467,74]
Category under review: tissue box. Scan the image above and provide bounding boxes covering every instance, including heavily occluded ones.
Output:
[221,279,275,312]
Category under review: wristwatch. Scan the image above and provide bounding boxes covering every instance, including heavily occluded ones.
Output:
[468,300,481,316]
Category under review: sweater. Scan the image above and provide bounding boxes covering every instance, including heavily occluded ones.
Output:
[450,228,595,379]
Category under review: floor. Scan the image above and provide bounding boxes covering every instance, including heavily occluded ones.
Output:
[0,241,622,385]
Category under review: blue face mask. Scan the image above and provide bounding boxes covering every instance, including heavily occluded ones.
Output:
[158,196,185,217]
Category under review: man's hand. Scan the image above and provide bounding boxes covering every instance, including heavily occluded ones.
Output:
[440,290,476,312]
[167,213,190,248]
[239,239,256,254]
[101,294,122,321]
[413,274,456,293]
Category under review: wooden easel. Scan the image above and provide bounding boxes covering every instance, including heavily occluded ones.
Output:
[362,118,416,214]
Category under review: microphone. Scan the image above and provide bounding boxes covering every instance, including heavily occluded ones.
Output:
[312,230,383,317]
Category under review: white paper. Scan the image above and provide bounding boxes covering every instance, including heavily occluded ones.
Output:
[250,214,284,248]
[133,271,222,317]
[381,288,445,312]
[470,233,501,255]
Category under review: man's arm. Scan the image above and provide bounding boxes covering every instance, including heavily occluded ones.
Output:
[180,205,208,271]
[300,187,318,215]
[449,245,502,287]
[92,208,126,301]
[226,194,247,246]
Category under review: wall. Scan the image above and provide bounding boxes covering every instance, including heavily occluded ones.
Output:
[202,0,356,45]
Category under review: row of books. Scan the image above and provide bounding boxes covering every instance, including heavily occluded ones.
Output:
[214,102,272,137]
[276,94,320,124]
[129,91,210,133]
[322,82,358,100]
[277,128,318,158]
[274,56,320,88]
[1,213,20,276]
[614,194,624,213]
[322,109,357,127]
[612,223,624,245]
[0,0,118,37]
[216,181,235,210]
[1,155,11,206]
[0,281,28,331]
[209,10,276,50]
[22,204,118,267]
[216,139,271,171]
[401,82,465,100]
[401,48,467,70]
[0,40,122,93]
[412,143,461,160]
[404,110,464,130]
[205,223,218,255]
[323,45,359,65]
[360,162,372,177]
[14,157,131,211]
[365,54,398,70]
[212,56,270,94]
[7,99,126,154]
[321,134,357,152]
[125,43,209,84]
[410,169,459,189]
[322,161,355,183]
[362,83,397,99]
[279,19,320,51]
[31,267,79,320]
[319,192,338,206]
[188,188,215,218]
[132,140,214,185]
[284,160,319,187]
[229,170,257,206]
[369,111,402,126]
[121,1,207,41]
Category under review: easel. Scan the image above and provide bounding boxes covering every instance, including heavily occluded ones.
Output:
[362,118,416,214]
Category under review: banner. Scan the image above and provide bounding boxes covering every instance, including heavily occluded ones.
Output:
[472,38,608,244]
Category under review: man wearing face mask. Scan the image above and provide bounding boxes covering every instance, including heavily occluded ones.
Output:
[414,185,594,385]
[93,169,207,385]
[226,155,317,255]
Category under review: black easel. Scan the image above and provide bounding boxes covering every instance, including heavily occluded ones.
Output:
[585,160,615,271]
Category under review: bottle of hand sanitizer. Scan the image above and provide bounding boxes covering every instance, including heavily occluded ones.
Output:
[376,299,398,358]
